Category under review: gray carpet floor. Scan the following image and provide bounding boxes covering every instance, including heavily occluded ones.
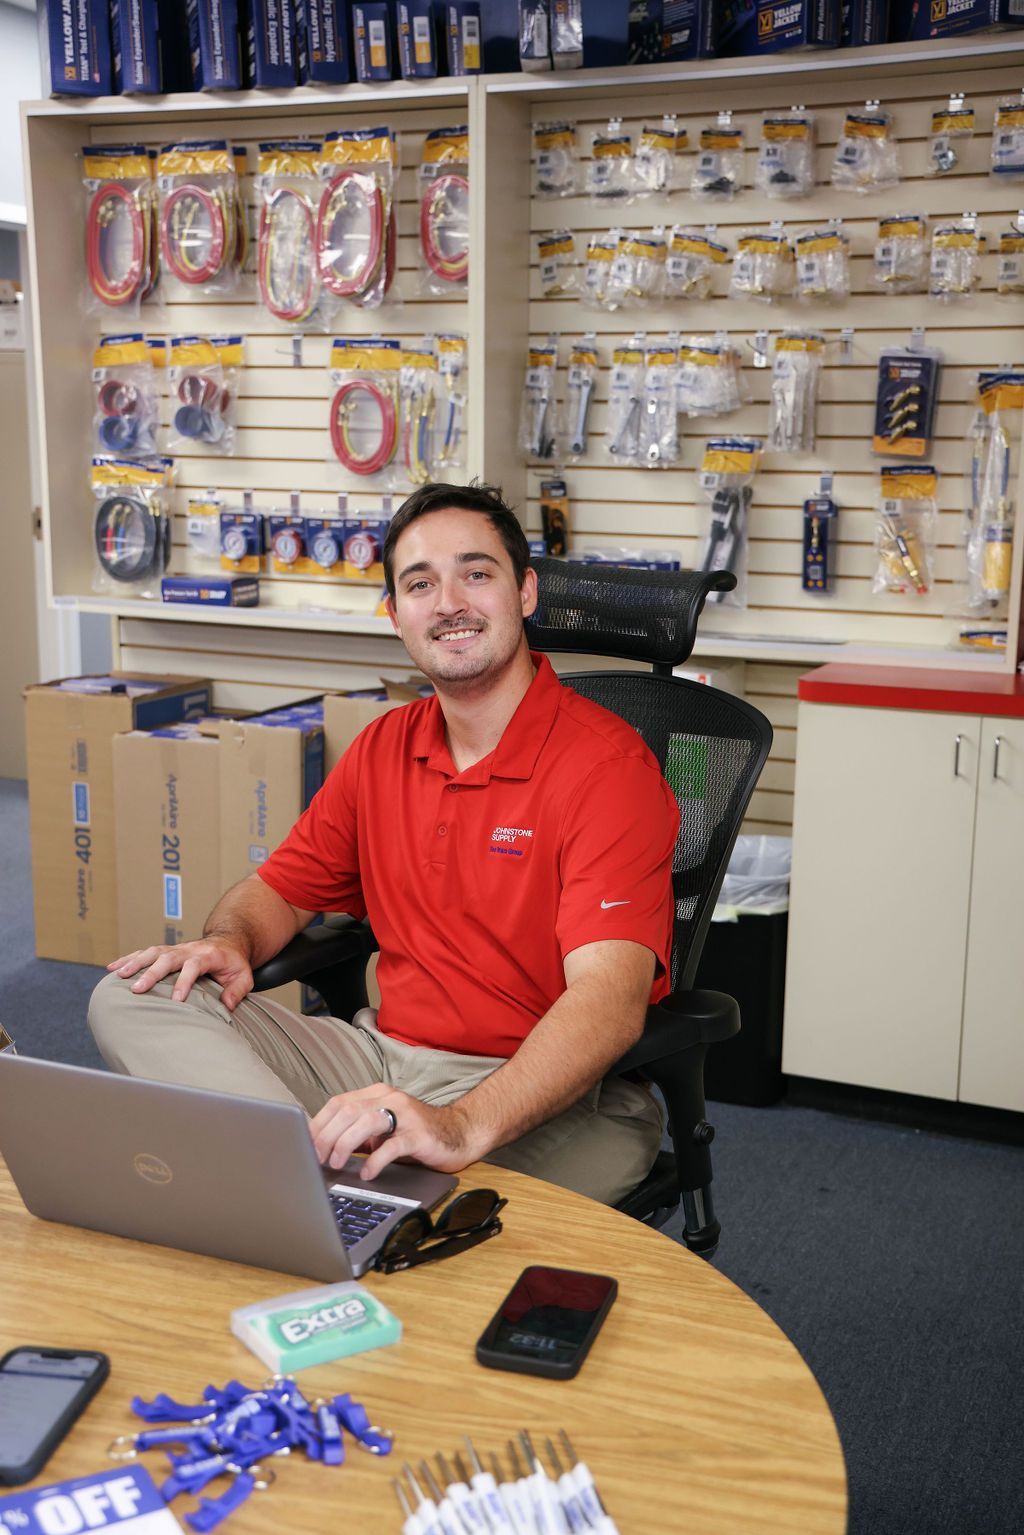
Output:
[2,775,1022,1533]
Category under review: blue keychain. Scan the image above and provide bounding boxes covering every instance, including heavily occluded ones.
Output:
[334,1393,394,1455]
[184,1468,272,1533]
[314,1400,345,1467]
[132,1392,219,1424]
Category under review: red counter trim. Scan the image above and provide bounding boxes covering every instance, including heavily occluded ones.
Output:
[798,664,1024,717]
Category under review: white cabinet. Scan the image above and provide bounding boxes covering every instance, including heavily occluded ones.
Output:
[783,702,1024,1111]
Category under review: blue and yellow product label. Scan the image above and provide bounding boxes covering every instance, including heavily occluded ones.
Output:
[775,331,824,354]
[593,134,631,160]
[796,228,848,255]
[92,455,172,490]
[257,141,323,178]
[762,114,813,141]
[843,112,891,140]
[880,465,938,501]
[701,437,763,475]
[670,230,729,263]
[83,144,151,182]
[978,371,1024,415]
[157,141,234,177]
[322,127,397,170]
[92,334,149,369]
[422,127,469,165]
[329,337,402,376]
[931,108,975,133]
[700,127,743,151]
[534,123,576,153]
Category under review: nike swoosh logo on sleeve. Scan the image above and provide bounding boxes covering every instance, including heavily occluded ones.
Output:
[600,900,631,909]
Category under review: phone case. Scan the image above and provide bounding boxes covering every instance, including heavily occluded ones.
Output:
[475,1266,618,1380]
[0,1349,110,1485]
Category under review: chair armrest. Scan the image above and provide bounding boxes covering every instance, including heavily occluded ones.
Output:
[613,989,740,1074]
[251,918,377,992]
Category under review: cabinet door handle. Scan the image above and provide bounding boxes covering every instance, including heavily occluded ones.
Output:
[993,735,1003,781]
[954,734,963,778]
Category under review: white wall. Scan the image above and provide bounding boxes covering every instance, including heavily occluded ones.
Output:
[0,1,41,224]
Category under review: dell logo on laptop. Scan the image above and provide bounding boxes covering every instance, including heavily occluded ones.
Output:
[133,1153,172,1184]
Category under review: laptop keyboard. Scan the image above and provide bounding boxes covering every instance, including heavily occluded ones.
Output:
[328,1192,400,1250]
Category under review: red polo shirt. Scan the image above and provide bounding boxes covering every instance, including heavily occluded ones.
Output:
[258,654,679,1057]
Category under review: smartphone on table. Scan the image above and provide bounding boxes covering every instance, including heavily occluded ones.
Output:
[476,1266,617,1380]
[0,1348,110,1486]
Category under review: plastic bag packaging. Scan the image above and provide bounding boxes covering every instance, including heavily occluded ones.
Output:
[632,116,687,197]
[665,226,729,300]
[91,454,172,598]
[537,230,579,297]
[873,465,938,597]
[929,220,985,303]
[156,140,241,295]
[255,140,327,329]
[692,118,744,201]
[185,491,223,565]
[561,335,598,461]
[168,335,242,456]
[519,0,551,71]
[873,213,928,293]
[716,834,791,915]
[795,225,850,304]
[533,121,579,198]
[992,96,1024,180]
[580,231,619,310]
[927,96,975,176]
[831,106,900,193]
[587,118,633,203]
[638,339,680,468]
[605,229,668,310]
[769,331,824,455]
[695,437,762,607]
[400,342,438,485]
[317,127,397,311]
[958,371,1022,613]
[996,225,1024,298]
[550,0,583,67]
[606,336,645,463]
[82,144,156,319]
[92,335,159,459]
[519,340,559,460]
[327,337,402,482]
[418,126,469,295]
[434,332,468,473]
[755,111,815,200]
[729,228,794,304]
[676,336,745,419]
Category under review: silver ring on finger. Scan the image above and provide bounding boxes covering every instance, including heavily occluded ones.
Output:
[377,1107,398,1139]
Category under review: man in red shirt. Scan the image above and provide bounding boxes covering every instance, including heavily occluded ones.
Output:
[89,483,679,1204]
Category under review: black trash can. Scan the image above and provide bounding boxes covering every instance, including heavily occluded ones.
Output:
[694,836,791,1107]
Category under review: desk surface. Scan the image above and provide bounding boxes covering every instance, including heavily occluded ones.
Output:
[0,1158,847,1535]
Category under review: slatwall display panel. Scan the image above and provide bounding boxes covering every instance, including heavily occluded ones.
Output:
[527,58,1024,659]
[742,663,799,834]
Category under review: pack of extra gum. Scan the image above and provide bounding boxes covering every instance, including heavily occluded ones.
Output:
[231,1282,401,1373]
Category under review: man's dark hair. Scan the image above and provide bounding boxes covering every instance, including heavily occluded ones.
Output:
[382,481,531,598]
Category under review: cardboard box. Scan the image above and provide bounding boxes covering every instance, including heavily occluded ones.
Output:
[245,0,299,84]
[186,0,244,88]
[888,0,1023,38]
[24,674,210,965]
[110,0,162,92]
[323,681,429,775]
[298,0,352,80]
[703,0,838,53]
[38,0,113,96]
[215,704,326,889]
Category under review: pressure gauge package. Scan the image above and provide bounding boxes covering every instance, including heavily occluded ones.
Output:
[156,140,242,296]
[587,119,633,203]
[537,230,579,297]
[676,336,745,419]
[256,140,328,329]
[606,336,645,463]
[638,340,681,469]
[927,98,975,177]
[695,437,762,608]
[665,227,729,301]
[581,232,619,310]
[91,454,173,598]
[996,226,1024,298]
[795,226,850,303]
[831,107,900,194]
[959,371,1022,613]
[873,214,928,294]
[929,221,985,303]
[82,144,157,320]
[755,111,815,200]
[692,120,744,202]
[873,465,937,598]
[418,126,470,297]
[92,334,159,459]
[533,121,579,198]
[729,229,794,304]
[561,335,599,461]
[992,97,1024,180]
[606,230,668,310]
[632,116,687,197]
[519,340,559,461]
[769,332,824,455]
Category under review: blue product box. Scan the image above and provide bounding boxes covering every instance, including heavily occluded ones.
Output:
[629,0,701,60]
[186,0,244,87]
[840,0,887,41]
[888,0,1023,38]
[704,0,837,52]
[246,0,299,84]
[161,576,261,606]
[579,0,630,63]
[158,0,195,87]
[298,0,351,79]
[479,0,519,69]
[444,0,482,71]
[398,0,439,74]
[110,0,161,92]
[38,0,112,96]
[352,0,395,76]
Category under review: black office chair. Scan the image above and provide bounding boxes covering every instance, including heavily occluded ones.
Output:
[252,558,773,1259]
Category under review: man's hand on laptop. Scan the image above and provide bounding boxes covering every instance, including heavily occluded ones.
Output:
[106,940,254,1011]
[310,1082,478,1179]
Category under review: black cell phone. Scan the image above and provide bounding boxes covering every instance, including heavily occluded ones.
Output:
[0,1347,110,1486]
[475,1265,617,1380]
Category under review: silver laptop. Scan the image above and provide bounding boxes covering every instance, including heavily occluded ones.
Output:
[0,1056,457,1283]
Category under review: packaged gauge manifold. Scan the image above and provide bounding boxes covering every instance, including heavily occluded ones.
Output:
[769,332,824,455]
[873,214,928,294]
[533,121,578,197]
[435,332,468,472]
[400,342,439,484]
[588,118,634,202]
[581,232,619,310]
[632,116,688,197]
[82,145,157,318]
[268,500,312,576]
[328,337,402,481]
[929,220,986,303]
[539,476,570,555]
[639,339,681,468]
[692,116,744,201]
[92,335,159,459]
[606,229,668,310]
[729,228,794,304]
[755,111,815,200]
[221,501,266,574]
[831,105,900,194]
[992,95,1024,180]
[873,465,938,598]
[996,225,1024,298]
[537,230,579,297]
[606,336,645,462]
[927,95,975,177]
[961,371,1022,612]
[695,437,763,608]
[418,126,469,295]
[873,346,941,458]
[562,335,599,460]
[91,454,173,597]
[665,227,729,300]
[677,336,745,419]
[519,339,559,461]
[168,336,243,456]
[156,140,242,295]
[318,127,398,311]
[255,141,328,329]
[795,226,850,303]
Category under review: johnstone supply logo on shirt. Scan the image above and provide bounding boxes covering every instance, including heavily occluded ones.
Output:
[490,826,534,858]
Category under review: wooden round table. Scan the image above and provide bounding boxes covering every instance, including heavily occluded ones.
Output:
[0,1159,847,1533]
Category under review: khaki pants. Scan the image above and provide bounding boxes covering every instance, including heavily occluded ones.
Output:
[88,973,662,1207]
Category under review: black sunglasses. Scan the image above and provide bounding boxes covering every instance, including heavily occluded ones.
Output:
[374,1188,506,1274]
